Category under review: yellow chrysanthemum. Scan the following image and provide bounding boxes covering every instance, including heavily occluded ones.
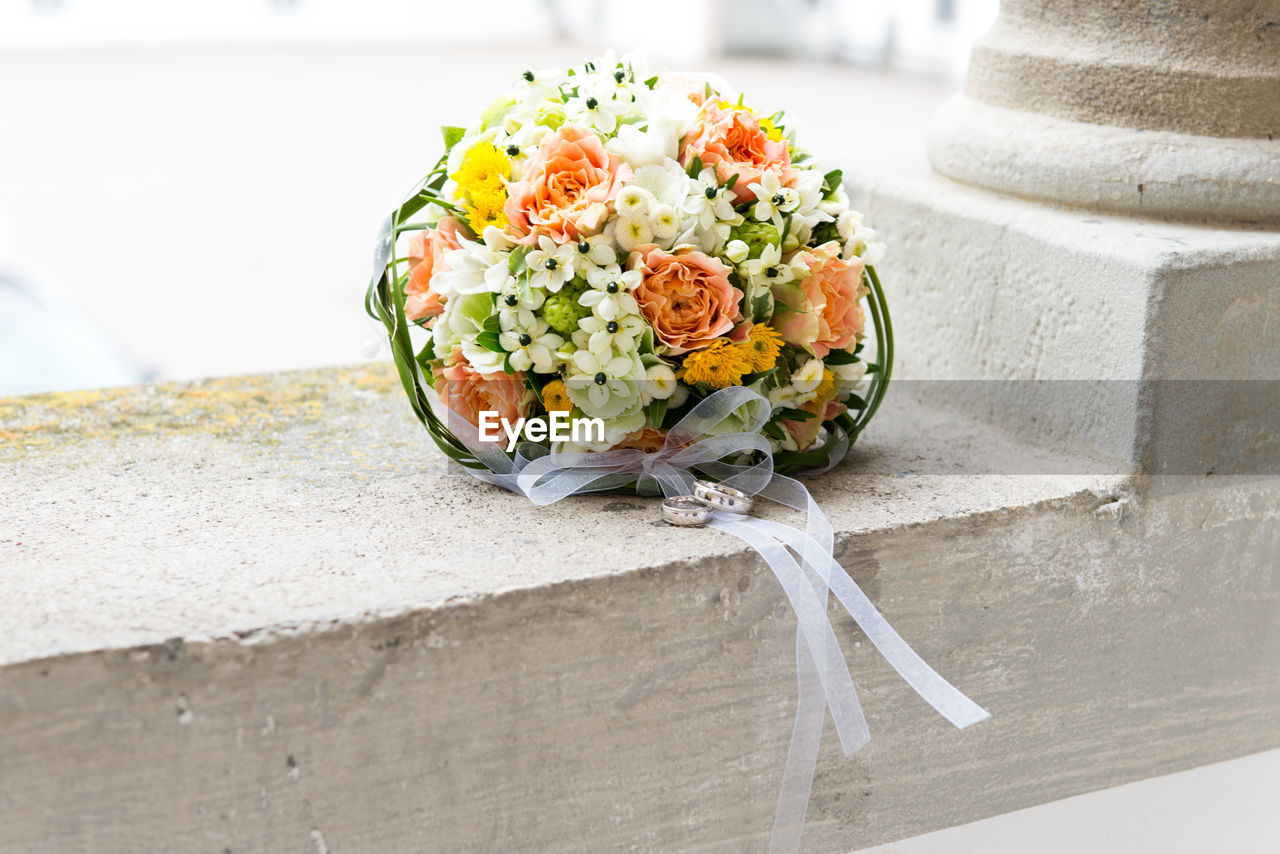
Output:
[737,324,783,372]
[466,191,509,233]
[682,339,752,390]
[542,379,572,414]
[812,368,837,403]
[758,117,785,143]
[451,142,511,196]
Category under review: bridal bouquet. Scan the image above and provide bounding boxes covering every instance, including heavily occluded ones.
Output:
[364,58,988,854]
[366,53,891,478]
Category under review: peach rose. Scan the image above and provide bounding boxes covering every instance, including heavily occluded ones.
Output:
[783,398,847,452]
[680,102,792,203]
[610,426,669,453]
[629,245,743,355]
[773,244,867,358]
[504,125,632,245]
[434,346,531,447]
[404,217,463,322]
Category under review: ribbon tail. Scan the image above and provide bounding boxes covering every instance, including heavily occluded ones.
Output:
[749,517,992,730]
[768,628,828,854]
[708,515,871,756]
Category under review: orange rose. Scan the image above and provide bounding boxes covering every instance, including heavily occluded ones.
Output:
[680,102,792,203]
[404,217,463,322]
[610,426,669,453]
[504,125,632,245]
[434,346,532,447]
[629,245,743,355]
[774,244,867,358]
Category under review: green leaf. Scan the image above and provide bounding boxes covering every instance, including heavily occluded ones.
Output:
[508,247,529,275]
[724,173,739,192]
[687,155,703,179]
[644,75,658,89]
[773,407,816,422]
[845,392,867,410]
[823,349,860,366]
[415,337,437,367]
[762,421,785,440]
[442,126,466,153]
[481,313,502,335]
[474,331,505,353]
[821,168,843,200]
[648,398,668,429]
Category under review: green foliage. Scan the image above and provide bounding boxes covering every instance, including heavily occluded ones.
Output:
[441,126,466,153]
[728,220,780,260]
[542,279,591,336]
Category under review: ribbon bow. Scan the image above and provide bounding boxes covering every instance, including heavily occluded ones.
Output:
[430,387,990,852]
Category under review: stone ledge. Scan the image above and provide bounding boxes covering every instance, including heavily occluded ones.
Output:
[0,365,1120,667]
[3,367,1278,853]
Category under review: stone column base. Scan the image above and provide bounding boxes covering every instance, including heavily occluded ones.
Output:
[927,95,1280,227]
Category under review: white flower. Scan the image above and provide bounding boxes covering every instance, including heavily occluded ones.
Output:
[667,382,690,408]
[793,358,826,395]
[830,360,868,392]
[631,161,692,208]
[571,232,619,270]
[643,363,677,401]
[580,267,641,321]
[724,239,750,264]
[566,348,645,418]
[512,67,565,103]
[563,82,632,135]
[836,209,857,243]
[525,235,577,292]
[741,242,794,290]
[768,383,800,409]
[497,275,544,312]
[574,314,647,356]
[749,171,800,231]
[433,235,512,297]
[606,122,679,167]
[498,309,563,373]
[684,167,738,231]
[677,167,743,254]
[648,204,680,241]
[615,185,653,219]
[614,216,654,252]
[552,407,646,454]
[786,169,834,236]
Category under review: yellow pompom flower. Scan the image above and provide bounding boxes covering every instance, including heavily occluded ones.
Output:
[465,186,509,233]
[737,324,783,372]
[758,117,785,143]
[682,339,752,390]
[451,142,511,195]
[542,379,572,413]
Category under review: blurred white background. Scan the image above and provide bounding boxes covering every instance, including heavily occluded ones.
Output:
[0,0,995,395]
[2,3,1277,852]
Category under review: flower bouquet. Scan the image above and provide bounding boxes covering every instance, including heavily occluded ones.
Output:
[365,54,891,482]
[364,55,984,854]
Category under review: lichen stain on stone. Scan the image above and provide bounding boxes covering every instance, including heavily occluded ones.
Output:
[0,365,399,457]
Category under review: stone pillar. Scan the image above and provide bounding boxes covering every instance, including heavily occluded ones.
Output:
[927,0,1280,225]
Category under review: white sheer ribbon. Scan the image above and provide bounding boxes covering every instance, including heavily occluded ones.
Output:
[429,386,990,851]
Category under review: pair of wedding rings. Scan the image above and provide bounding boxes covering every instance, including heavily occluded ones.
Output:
[661,480,754,527]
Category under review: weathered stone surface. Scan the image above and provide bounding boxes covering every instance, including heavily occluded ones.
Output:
[930,0,1280,224]
[843,163,1280,472]
[1,368,1277,853]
